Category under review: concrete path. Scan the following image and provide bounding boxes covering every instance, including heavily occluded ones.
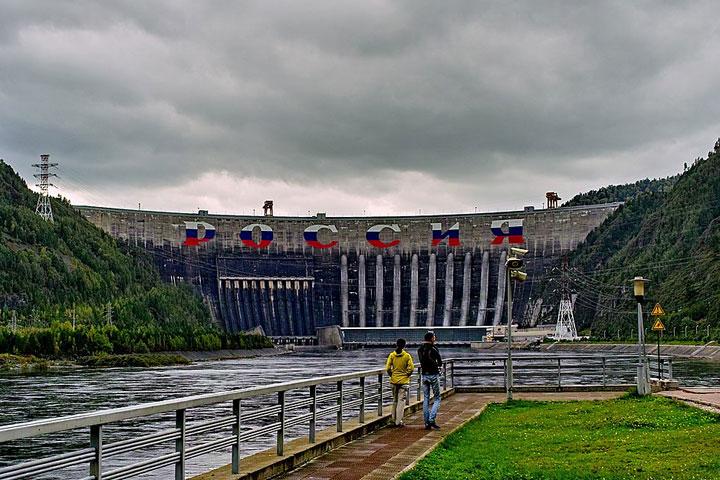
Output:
[659,388,720,412]
[277,391,624,480]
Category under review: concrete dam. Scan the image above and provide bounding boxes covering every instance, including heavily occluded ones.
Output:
[77,203,620,338]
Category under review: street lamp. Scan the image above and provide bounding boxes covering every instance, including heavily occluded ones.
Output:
[632,276,651,396]
[505,247,528,401]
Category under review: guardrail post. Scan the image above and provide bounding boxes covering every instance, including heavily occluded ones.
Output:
[450,361,455,389]
[90,424,102,480]
[416,370,422,401]
[309,385,317,443]
[175,409,186,480]
[359,377,366,424]
[377,374,384,416]
[232,400,241,474]
[602,357,607,387]
[337,380,344,432]
[557,358,562,390]
[503,358,507,391]
[277,391,285,456]
[442,363,447,391]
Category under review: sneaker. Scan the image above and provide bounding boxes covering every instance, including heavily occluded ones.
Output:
[424,424,432,430]
[430,422,441,430]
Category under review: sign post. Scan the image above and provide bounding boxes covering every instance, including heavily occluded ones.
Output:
[651,303,666,379]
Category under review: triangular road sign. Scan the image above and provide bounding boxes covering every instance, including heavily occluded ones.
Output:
[651,303,665,316]
[652,318,665,331]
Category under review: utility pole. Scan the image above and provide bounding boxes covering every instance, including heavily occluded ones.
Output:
[72,303,76,329]
[11,310,17,332]
[32,154,58,222]
[106,303,113,326]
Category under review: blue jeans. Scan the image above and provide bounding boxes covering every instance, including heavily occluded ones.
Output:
[422,374,441,425]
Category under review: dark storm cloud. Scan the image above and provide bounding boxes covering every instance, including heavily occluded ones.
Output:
[1,0,719,207]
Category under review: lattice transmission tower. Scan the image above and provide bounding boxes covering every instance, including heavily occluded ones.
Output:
[32,154,58,222]
[553,258,580,340]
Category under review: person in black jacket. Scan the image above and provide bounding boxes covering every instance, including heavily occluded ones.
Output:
[417,331,442,429]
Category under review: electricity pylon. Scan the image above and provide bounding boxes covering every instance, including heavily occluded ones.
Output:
[33,154,58,222]
[554,296,579,340]
[553,258,580,340]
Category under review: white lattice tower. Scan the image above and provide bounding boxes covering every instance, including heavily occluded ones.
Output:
[554,295,579,340]
[32,154,58,222]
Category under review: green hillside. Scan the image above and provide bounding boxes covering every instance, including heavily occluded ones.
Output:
[0,160,270,356]
[562,176,678,207]
[556,139,720,340]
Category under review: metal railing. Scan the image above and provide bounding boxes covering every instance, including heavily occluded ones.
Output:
[445,354,673,390]
[0,367,449,480]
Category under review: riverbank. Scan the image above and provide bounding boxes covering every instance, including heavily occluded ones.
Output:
[0,347,289,372]
[0,353,51,373]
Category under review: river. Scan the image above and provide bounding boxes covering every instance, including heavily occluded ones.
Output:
[0,348,718,479]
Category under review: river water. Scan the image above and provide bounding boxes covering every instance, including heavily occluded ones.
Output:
[0,348,718,479]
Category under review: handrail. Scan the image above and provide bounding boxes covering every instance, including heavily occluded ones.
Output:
[0,367,384,443]
[444,354,674,392]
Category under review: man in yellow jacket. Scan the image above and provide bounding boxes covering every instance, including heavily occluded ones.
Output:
[385,338,414,426]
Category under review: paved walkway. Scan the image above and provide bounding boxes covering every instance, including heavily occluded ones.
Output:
[659,387,720,412]
[277,391,624,480]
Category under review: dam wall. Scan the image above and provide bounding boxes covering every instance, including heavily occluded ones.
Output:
[77,203,621,335]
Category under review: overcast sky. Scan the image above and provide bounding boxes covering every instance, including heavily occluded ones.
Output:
[1,1,719,216]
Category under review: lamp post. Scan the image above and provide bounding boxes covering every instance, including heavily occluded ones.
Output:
[505,248,528,401]
[506,270,514,401]
[632,276,651,396]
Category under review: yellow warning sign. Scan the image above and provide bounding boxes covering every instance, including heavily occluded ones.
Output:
[651,303,666,316]
[652,319,665,331]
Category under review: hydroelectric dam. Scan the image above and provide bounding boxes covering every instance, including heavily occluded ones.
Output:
[76,202,621,340]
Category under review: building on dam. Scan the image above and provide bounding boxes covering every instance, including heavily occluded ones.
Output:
[76,202,620,339]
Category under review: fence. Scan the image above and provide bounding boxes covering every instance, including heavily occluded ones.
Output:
[449,354,673,390]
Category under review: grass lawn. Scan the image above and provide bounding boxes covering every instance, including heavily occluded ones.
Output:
[400,395,720,480]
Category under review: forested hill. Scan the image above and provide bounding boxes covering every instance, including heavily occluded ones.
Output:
[554,139,720,340]
[0,160,270,356]
[562,176,678,207]
[0,158,209,325]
